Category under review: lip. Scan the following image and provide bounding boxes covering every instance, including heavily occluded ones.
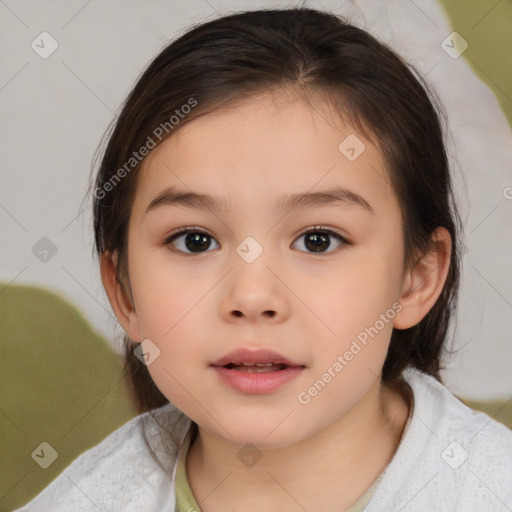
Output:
[211,348,305,394]
[211,348,302,367]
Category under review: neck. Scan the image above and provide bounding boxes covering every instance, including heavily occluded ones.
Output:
[186,378,411,512]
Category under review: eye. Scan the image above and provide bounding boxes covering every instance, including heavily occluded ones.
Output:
[292,226,348,254]
[164,225,348,255]
[164,228,219,254]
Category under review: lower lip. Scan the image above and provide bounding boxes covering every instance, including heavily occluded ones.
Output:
[212,366,304,394]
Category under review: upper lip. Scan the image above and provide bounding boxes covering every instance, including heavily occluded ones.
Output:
[211,348,304,367]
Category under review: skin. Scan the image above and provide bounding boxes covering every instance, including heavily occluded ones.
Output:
[101,89,451,511]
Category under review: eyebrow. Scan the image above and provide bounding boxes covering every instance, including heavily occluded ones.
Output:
[145,185,374,215]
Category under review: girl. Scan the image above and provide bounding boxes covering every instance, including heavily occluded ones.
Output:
[16,6,512,512]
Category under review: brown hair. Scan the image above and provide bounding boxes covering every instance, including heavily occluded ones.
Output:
[90,7,461,420]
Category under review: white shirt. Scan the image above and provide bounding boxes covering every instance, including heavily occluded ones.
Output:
[14,368,512,511]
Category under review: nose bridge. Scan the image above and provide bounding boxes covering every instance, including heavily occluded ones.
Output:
[221,234,289,321]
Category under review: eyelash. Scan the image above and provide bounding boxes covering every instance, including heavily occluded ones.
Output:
[163,225,350,255]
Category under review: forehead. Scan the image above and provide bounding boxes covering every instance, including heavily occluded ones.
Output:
[134,90,396,216]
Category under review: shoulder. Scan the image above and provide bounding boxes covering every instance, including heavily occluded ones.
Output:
[405,368,512,455]
[411,369,512,507]
[367,368,512,511]
[13,402,191,512]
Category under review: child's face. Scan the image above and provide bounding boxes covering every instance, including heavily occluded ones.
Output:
[125,90,407,447]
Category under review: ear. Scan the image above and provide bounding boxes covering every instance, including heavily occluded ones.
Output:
[100,251,142,342]
[393,227,452,330]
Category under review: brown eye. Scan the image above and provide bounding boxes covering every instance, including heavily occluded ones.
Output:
[292,227,347,254]
[165,229,219,254]
[164,226,348,255]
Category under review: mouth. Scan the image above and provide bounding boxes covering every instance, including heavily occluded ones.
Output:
[211,347,304,370]
[211,348,305,394]
[221,362,292,373]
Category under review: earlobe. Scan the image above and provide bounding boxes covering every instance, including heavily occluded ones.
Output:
[99,251,142,342]
[393,227,452,330]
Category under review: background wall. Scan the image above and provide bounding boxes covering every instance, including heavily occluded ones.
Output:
[1,0,511,400]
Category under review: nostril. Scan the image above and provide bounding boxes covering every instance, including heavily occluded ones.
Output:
[230,310,276,318]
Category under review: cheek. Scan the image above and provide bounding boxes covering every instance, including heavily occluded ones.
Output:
[307,249,402,361]
[129,265,212,413]
[127,242,215,381]
[128,241,209,338]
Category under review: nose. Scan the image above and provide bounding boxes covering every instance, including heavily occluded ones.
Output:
[219,254,291,324]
